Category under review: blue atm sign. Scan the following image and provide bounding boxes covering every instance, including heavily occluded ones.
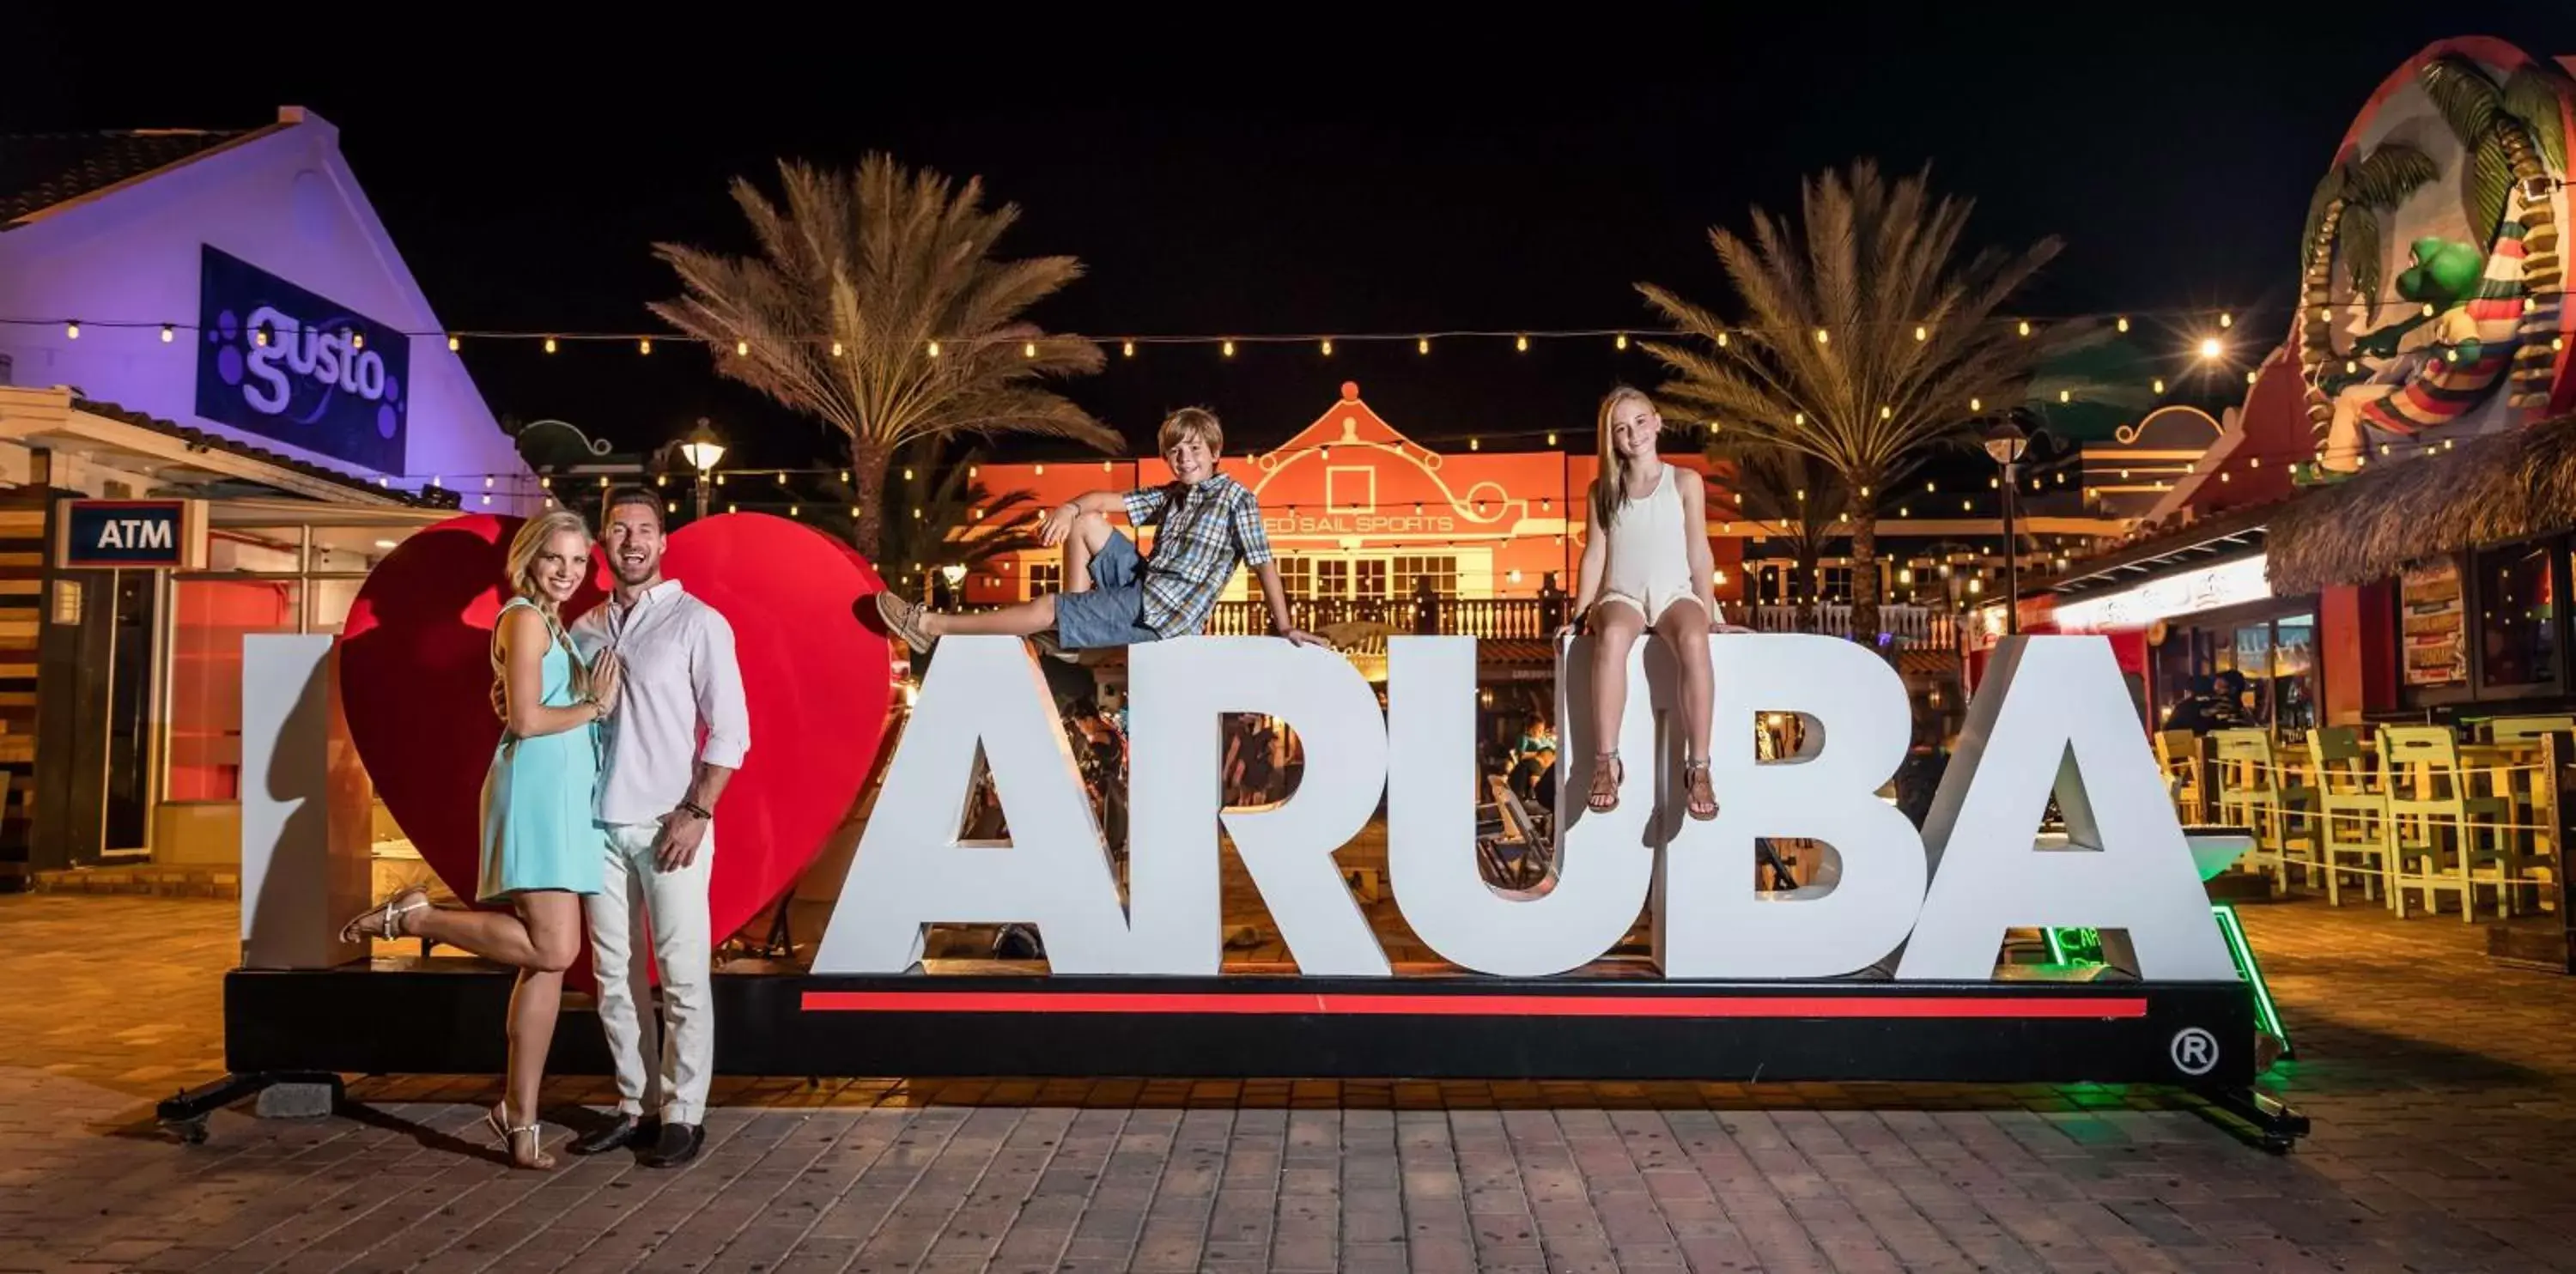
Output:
[58,500,206,570]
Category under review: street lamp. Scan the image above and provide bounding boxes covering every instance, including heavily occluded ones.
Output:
[681,417,726,520]
[1981,416,2029,635]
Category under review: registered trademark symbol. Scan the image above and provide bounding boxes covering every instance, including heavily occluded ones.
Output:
[2170,1027,2220,1076]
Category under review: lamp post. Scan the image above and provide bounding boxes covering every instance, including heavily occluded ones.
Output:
[680,417,726,522]
[1981,416,2029,635]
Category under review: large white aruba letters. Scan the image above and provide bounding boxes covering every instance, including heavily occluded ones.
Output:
[1897,635,2238,980]
[1660,635,1929,978]
[811,631,2230,983]
[812,636,1133,973]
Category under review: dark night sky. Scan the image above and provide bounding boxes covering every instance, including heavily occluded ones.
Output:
[10,6,2575,474]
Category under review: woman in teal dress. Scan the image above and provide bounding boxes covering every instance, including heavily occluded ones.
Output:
[339,508,622,1169]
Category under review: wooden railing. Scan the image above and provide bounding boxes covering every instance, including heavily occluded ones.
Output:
[1207,598,1955,647]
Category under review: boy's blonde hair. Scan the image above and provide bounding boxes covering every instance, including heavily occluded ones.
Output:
[1157,407,1224,457]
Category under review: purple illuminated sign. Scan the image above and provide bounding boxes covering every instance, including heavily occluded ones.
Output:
[194,246,408,474]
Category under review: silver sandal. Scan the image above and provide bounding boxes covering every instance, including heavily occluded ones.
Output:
[337,887,427,944]
[485,1102,556,1170]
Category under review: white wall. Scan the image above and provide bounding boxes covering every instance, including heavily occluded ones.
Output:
[0,110,527,496]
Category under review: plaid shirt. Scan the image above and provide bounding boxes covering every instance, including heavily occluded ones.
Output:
[1122,474,1273,637]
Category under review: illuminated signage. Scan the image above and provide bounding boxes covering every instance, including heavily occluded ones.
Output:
[57,499,207,569]
[2054,554,2271,633]
[195,246,410,473]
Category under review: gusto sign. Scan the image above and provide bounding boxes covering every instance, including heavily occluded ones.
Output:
[196,246,410,474]
[816,633,2239,983]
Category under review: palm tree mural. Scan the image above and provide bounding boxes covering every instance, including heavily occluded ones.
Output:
[651,156,1120,559]
[1641,161,2067,644]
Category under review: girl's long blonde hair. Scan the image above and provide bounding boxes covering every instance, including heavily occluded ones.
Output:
[505,509,592,616]
[495,510,592,719]
[1592,385,1655,531]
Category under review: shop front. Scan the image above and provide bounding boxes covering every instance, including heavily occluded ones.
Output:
[0,107,532,887]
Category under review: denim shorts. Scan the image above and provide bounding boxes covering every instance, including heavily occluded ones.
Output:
[1053,531,1166,650]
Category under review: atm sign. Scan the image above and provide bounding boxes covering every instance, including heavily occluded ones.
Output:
[58,500,207,570]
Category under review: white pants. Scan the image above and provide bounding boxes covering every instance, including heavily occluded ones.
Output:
[585,822,714,1125]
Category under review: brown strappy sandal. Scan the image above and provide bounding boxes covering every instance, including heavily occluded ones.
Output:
[1682,757,1719,822]
[1587,751,1623,814]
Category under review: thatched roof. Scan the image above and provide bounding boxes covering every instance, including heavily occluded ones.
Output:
[2267,412,2576,596]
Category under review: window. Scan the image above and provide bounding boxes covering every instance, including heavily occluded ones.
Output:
[1027,562,1060,598]
[2476,540,2559,690]
[1392,555,1458,599]
[1275,556,1313,598]
[1315,559,1350,598]
[1353,559,1389,600]
[1820,565,1853,602]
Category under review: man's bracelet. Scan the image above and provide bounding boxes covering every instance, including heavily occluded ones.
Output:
[677,799,714,821]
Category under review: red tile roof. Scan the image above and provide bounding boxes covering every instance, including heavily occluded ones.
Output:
[0,129,255,225]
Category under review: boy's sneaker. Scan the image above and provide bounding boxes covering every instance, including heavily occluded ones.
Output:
[873,592,934,653]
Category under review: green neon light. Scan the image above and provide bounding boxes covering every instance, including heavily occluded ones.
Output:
[2210,903,2288,1047]
[2041,906,2287,1052]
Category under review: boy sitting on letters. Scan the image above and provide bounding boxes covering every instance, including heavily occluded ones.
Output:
[876,407,1323,657]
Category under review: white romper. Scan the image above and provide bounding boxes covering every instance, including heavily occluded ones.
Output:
[1600,464,1708,623]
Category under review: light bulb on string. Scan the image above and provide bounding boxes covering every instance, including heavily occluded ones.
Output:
[1418,337,1431,355]
[927,340,941,358]
[64,321,79,340]
[1615,333,1628,350]
[2219,311,2233,329]
[1023,341,1036,359]
[1516,335,1528,352]
[448,334,460,351]
[2057,389,2071,403]
[1716,331,1728,348]
[830,342,843,358]
[735,340,749,356]
[544,337,556,354]
[1121,340,1135,358]
[1914,325,1928,342]
[1223,340,1236,357]
[640,338,652,355]
[1321,338,1334,355]
[1814,328,1829,345]
[2152,378,2166,395]
[2017,319,2032,337]
[2117,316,2130,332]
[160,325,173,343]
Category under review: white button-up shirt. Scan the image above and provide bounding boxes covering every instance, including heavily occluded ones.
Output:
[568,579,750,827]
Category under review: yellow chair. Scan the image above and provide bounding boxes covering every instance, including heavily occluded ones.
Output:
[2379,725,2519,921]
[2305,726,2393,907]
[2488,716,2576,743]
[2154,730,2207,825]
[2211,728,2320,895]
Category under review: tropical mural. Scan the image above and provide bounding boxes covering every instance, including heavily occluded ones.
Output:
[2299,42,2574,476]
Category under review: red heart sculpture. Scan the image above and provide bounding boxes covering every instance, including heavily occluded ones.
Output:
[338,513,896,970]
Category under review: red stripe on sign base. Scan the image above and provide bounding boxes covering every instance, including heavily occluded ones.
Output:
[799,991,2149,1019]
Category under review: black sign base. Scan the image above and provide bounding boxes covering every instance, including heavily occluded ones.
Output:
[218,959,2301,1149]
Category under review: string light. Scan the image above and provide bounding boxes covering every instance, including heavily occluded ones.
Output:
[1913,325,1928,342]
[2117,316,2130,332]
[1023,342,1036,359]
[640,338,653,355]
[928,340,942,358]
[2152,378,2166,395]
[448,334,460,351]
[1418,337,1431,355]
[735,340,749,356]
[1546,433,1558,446]
[1516,335,1529,352]
[160,324,173,343]
[1122,339,1135,357]
[2057,390,2071,403]
[1716,331,1728,348]
[1615,333,1629,350]
[349,331,363,351]
[829,341,843,358]
[64,321,78,340]
[2017,319,2032,337]
[544,337,556,354]
[1814,329,1829,345]
[1222,340,1236,357]
[1321,338,1334,356]
[1969,397,1981,412]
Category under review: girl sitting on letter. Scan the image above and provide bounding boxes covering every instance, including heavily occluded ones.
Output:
[1557,386,1720,820]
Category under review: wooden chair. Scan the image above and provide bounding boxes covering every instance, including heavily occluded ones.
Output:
[2304,726,2392,907]
[2154,730,2207,825]
[2484,717,2570,873]
[2379,725,2519,921]
[2211,728,2320,895]
[2487,716,2576,743]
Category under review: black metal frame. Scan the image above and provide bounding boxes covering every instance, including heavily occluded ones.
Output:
[213,962,2308,1151]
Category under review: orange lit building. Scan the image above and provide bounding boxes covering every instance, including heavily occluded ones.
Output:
[961,381,1748,620]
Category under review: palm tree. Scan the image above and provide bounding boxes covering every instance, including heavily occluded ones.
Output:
[1716,442,1842,631]
[1641,161,2066,644]
[651,155,1120,559]
[810,440,1047,603]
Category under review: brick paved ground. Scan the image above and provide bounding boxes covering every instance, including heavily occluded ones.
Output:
[8,886,2576,1271]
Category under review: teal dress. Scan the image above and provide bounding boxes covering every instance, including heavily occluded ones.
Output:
[478,597,605,901]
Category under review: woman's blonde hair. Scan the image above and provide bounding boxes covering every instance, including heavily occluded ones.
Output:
[505,508,592,616]
[1591,386,1656,530]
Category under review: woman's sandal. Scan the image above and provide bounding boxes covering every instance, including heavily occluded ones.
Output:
[337,886,428,945]
[1682,757,1720,822]
[1587,751,1624,813]
[486,1102,556,1170]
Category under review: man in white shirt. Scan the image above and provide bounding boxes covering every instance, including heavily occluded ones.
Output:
[564,488,750,1168]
